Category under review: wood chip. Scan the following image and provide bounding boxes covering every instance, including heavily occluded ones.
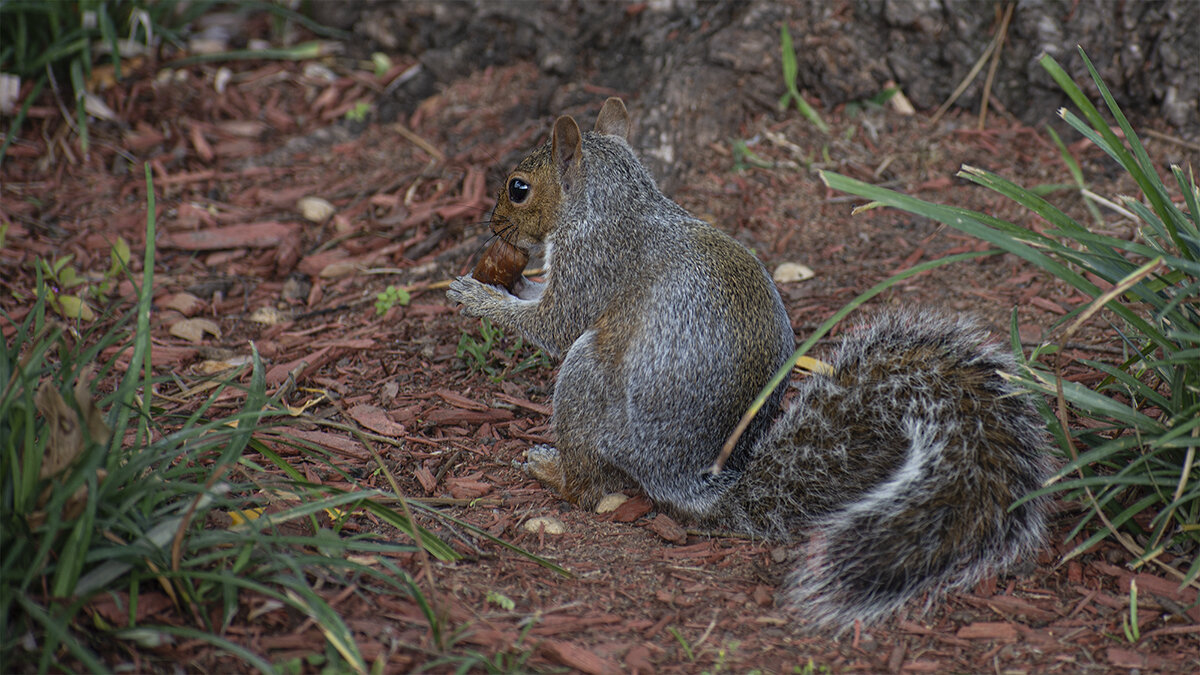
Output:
[447,476,492,500]
[646,513,686,544]
[435,389,490,411]
[955,622,1017,640]
[286,429,368,460]
[160,222,295,250]
[413,465,437,495]
[423,407,514,425]
[346,404,405,437]
[539,639,621,675]
[609,495,653,523]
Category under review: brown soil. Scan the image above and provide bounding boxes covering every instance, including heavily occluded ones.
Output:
[3,26,1198,675]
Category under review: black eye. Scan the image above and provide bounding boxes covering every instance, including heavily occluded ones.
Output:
[507,177,530,203]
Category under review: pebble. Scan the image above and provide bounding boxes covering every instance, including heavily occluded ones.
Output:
[595,493,629,513]
[523,516,566,535]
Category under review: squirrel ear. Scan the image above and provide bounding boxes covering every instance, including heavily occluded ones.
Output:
[594,97,629,139]
[552,115,583,188]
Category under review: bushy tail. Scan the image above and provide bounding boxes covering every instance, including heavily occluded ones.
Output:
[713,308,1051,631]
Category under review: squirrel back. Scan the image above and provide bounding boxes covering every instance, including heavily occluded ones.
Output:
[448,99,1051,632]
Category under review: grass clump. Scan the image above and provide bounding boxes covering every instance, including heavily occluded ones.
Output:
[778,24,829,134]
[457,318,550,382]
[0,168,460,673]
[820,47,1198,587]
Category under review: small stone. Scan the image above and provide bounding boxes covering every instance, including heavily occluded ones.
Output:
[523,516,566,535]
[595,493,629,514]
[297,196,336,223]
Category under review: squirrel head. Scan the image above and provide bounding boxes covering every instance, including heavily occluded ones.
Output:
[490,97,631,252]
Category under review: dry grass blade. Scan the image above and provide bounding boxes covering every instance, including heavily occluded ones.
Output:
[978,2,1016,130]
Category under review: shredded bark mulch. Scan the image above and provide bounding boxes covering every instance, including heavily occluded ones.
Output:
[3,42,1198,675]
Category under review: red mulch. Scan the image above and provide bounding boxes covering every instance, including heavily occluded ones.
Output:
[3,36,1198,675]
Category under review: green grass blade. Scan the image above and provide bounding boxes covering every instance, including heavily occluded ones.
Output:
[124,625,274,673]
[1075,358,1171,411]
[821,170,1174,351]
[1076,49,1187,257]
[281,578,366,673]
[1171,165,1200,234]
[1045,124,1105,226]
[15,594,107,674]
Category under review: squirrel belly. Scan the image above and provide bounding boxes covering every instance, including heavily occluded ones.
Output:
[701,308,1052,630]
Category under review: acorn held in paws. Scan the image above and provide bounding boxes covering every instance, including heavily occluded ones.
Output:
[472,238,529,292]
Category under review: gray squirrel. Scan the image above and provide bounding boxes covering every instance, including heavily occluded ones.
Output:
[447,98,1051,631]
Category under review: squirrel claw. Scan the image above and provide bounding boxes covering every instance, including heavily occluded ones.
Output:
[447,274,509,317]
[521,444,566,493]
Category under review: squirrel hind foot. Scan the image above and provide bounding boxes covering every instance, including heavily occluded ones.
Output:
[521,444,566,492]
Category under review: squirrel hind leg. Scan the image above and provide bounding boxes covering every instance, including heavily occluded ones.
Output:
[521,444,568,495]
[521,444,637,510]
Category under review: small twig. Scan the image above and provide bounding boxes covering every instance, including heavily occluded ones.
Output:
[1019,340,1135,356]
[392,123,445,162]
[978,2,1016,130]
[432,448,463,486]
[931,25,1000,123]
[1142,128,1200,152]
[302,417,409,449]
[406,496,503,508]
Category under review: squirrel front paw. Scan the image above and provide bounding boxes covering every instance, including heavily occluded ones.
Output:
[446,274,508,318]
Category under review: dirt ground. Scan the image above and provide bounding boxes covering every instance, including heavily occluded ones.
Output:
[3,20,1199,675]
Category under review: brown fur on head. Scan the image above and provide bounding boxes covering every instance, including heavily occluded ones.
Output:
[489,98,631,252]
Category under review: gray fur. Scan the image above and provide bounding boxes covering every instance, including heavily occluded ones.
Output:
[448,110,1051,632]
[707,309,1050,630]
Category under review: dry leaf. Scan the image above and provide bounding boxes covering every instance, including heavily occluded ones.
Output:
[196,355,251,375]
[169,317,221,343]
[28,369,111,527]
[773,262,815,284]
[318,260,359,278]
[227,507,265,526]
[160,291,205,316]
[249,306,289,325]
[55,294,95,321]
[34,383,85,479]
[74,367,111,450]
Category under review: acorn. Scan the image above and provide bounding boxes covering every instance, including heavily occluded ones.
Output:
[472,238,529,292]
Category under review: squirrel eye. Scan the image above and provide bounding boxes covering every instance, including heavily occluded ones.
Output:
[507,177,531,204]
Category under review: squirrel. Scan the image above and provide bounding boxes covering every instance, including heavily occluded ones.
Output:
[447,98,1051,631]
